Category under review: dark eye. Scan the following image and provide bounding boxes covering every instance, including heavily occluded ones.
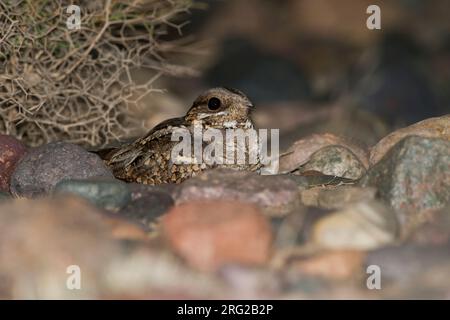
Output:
[207,97,221,110]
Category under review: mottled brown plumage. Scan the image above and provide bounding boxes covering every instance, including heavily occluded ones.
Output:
[101,87,260,184]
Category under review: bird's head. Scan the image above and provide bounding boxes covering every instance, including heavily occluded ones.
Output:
[185,87,254,128]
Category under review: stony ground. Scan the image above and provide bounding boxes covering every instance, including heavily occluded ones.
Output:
[0,114,448,299]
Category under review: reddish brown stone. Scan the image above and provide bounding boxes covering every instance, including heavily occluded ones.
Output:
[161,201,273,272]
[0,135,27,193]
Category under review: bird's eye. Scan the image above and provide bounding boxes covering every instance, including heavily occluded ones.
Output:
[207,97,221,110]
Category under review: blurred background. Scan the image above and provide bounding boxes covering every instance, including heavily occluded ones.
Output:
[135,0,450,150]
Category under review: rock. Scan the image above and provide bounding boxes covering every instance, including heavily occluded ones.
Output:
[218,266,281,298]
[369,115,450,166]
[173,169,301,217]
[161,201,273,272]
[127,183,177,200]
[0,196,221,299]
[299,173,355,187]
[289,250,366,281]
[362,136,450,217]
[280,133,369,173]
[406,207,450,246]
[301,145,366,180]
[10,141,113,198]
[103,216,150,242]
[301,185,376,209]
[0,135,27,193]
[118,189,174,230]
[54,178,131,211]
[311,200,399,250]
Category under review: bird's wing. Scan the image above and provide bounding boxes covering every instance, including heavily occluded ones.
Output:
[104,116,189,170]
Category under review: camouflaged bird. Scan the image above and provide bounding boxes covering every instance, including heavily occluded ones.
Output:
[100,87,261,184]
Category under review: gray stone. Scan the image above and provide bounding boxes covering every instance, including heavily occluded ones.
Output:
[54,178,131,211]
[0,135,27,193]
[302,145,366,180]
[10,142,113,197]
[311,200,399,250]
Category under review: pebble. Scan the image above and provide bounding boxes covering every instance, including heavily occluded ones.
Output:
[173,169,301,217]
[10,142,113,198]
[54,178,131,211]
[369,115,450,166]
[161,201,273,272]
[0,135,27,193]
[311,200,399,250]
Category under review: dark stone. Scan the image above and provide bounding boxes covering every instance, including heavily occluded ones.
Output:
[54,178,131,211]
[204,36,311,104]
[118,190,174,230]
[10,142,113,198]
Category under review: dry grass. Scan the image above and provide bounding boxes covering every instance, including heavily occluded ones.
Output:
[0,0,194,147]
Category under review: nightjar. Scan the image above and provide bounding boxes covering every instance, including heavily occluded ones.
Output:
[100,87,261,184]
